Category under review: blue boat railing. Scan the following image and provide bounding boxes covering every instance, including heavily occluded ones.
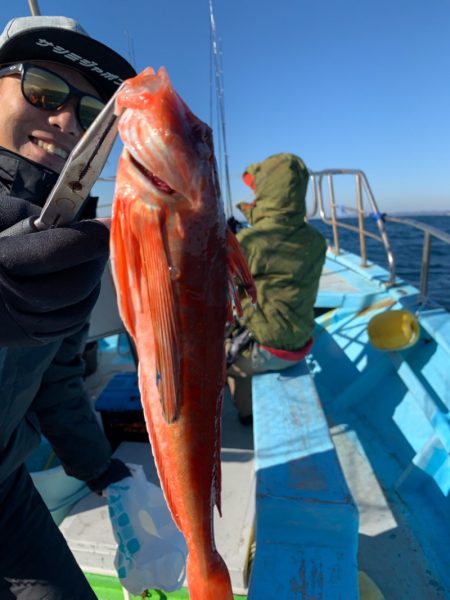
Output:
[308,168,450,299]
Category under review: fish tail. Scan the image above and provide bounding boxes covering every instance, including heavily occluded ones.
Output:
[187,551,234,600]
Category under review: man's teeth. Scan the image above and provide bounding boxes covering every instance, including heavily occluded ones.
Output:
[35,139,68,159]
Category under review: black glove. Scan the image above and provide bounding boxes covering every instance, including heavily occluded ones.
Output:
[227,216,244,235]
[0,196,110,345]
[0,195,40,231]
[86,458,131,495]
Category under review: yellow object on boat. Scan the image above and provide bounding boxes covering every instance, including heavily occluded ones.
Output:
[368,309,420,351]
[358,571,385,599]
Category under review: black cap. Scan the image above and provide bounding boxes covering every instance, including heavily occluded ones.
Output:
[0,16,136,99]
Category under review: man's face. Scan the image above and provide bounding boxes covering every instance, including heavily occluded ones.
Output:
[0,60,100,173]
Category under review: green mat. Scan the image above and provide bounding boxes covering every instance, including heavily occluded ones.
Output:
[86,572,246,599]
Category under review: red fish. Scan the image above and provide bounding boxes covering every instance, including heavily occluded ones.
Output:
[110,67,255,599]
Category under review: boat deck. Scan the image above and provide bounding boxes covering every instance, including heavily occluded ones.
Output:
[50,249,450,598]
[316,251,389,311]
[311,250,450,599]
[330,421,447,599]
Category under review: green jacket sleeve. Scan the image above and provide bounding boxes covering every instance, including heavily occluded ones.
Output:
[32,324,112,482]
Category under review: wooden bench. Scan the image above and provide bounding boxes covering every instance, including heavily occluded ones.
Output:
[247,361,359,599]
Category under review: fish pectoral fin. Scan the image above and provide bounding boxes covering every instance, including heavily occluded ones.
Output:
[134,204,181,423]
[226,228,257,319]
[110,195,135,338]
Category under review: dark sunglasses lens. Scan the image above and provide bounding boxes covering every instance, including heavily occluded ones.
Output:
[79,96,105,130]
[23,66,69,110]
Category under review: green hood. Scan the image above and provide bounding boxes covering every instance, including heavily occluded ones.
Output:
[237,153,309,226]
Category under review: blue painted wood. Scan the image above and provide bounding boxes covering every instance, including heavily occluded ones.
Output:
[311,250,450,595]
[247,362,359,599]
[316,251,388,311]
[416,306,450,356]
[316,249,428,313]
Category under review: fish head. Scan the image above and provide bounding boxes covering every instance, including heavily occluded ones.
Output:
[115,66,220,212]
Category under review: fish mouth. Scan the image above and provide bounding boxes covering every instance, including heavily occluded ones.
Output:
[128,150,175,195]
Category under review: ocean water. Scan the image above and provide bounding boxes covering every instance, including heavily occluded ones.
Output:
[311,214,450,311]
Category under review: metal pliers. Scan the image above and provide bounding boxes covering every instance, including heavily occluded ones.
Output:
[0,85,121,238]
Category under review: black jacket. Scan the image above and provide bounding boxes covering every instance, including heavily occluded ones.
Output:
[0,148,112,484]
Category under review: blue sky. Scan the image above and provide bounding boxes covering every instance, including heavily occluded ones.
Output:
[1,1,450,214]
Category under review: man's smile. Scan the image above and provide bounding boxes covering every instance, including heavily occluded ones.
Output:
[29,135,69,160]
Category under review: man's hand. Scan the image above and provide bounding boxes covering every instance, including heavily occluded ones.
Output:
[86,458,132,495]
[0,196,110,345]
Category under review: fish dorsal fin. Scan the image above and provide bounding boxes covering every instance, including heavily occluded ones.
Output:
[226,227,257,319]
[131,202,181,423]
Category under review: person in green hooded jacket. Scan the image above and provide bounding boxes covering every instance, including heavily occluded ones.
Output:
[226,153,327,424]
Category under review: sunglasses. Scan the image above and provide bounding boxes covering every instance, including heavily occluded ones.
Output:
[0,62,105,131]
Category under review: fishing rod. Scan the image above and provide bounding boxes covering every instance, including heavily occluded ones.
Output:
[28,0,41,15]
[208,0,233,218]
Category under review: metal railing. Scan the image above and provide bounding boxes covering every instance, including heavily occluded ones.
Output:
[96,167,450,301]
[383,215,450,298]
[308,169,450,298]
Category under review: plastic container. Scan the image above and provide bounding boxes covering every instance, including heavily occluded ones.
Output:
[368,309,420,351]
[95,373,147,448]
